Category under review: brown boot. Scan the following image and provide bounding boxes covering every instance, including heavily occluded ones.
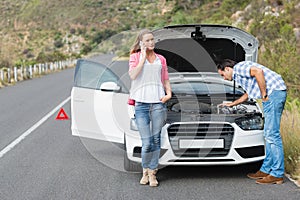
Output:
[256,175,284,185]
[247,170,269,180]
[140,168,149,185]
[148,169,158,187]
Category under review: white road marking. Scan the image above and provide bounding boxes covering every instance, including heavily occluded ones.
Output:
[0,96,71,158]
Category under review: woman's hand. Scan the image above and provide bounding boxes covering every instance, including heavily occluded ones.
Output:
[140,41,147,60]
[161,80,172,103]
[160,94,172,103]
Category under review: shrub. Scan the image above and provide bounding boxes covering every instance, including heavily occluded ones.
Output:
[54,39,64,48]
[36,51,67,63]
[80,44,92,55]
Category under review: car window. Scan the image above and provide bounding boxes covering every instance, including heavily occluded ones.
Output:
[171,81,244,95]
[74,59,128,93]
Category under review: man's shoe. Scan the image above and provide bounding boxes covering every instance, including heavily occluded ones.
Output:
[256,175,284,185]
[247,170,269,179]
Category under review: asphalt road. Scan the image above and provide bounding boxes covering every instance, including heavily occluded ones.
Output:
[0,64,299,200]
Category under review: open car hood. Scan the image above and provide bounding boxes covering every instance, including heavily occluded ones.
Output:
[153,24,259,72]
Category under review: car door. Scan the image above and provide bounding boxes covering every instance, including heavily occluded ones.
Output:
[71,59,131,144]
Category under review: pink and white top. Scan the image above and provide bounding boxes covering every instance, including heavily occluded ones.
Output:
[129,52,169,103]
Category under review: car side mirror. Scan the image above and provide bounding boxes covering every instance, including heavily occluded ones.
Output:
[100,81,121,92]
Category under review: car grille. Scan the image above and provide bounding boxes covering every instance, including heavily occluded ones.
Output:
[167,123,234,157]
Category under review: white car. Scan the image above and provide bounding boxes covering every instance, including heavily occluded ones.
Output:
[71,25,265,172]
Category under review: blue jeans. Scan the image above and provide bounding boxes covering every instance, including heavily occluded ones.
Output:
[135,102,167,170]
[260,90,287,178]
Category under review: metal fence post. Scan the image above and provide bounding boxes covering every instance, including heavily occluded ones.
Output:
[29,65,33,78]
[21,66,24,80]
[7,68,11,83]
[45,63,47,72]
[0,69,3,81]
[24,66,28,79]
[33,65,35,75]
[14,67,18,82]
[0,59,76,86]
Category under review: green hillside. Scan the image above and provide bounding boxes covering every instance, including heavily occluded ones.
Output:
[0,0,300,96]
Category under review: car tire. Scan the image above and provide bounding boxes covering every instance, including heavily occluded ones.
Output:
[124,137,142,172]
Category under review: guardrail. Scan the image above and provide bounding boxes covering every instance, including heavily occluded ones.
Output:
[0,59,76,87]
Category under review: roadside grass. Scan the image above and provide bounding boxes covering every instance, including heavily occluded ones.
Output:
[281,98,300,181]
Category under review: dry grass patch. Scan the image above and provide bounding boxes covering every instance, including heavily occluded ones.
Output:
[281,99,300,181]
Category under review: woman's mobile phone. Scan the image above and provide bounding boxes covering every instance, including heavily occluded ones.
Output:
[139,41,144,48]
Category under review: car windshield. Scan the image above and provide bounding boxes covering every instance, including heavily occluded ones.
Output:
[171,81,244,95]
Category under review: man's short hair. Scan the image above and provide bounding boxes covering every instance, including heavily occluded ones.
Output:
[217,59,237,71]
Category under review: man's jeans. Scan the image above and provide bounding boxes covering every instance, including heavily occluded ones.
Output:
[260,90,287,178]
[135,102,167,170]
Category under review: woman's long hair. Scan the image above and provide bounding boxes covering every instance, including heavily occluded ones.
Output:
[130,29,153,54]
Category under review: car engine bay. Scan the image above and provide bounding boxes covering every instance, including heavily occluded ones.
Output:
[166,94,263,126]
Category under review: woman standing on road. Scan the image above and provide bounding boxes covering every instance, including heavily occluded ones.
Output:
[128,29,172,187]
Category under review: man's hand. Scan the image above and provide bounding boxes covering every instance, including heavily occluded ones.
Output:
[262,96,269,102]
[218,101,235,107]
[218,93,249,108]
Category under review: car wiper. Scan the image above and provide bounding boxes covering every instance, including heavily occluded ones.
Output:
[172,92,211,96]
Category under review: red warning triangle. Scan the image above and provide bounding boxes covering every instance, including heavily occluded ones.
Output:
[55,108,69,120]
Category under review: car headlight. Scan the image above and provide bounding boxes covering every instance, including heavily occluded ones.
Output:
[235,114,264,130]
